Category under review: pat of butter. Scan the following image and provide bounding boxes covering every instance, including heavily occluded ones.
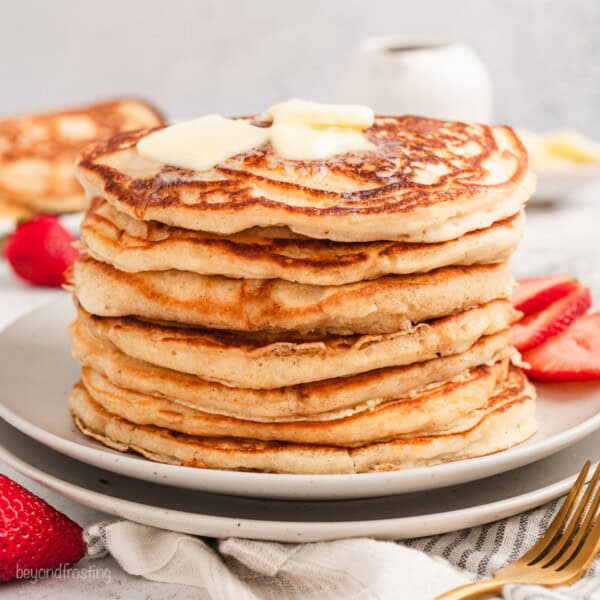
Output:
[264,99,374,129]
[270,123,375,161]
[544,130,600,164]
[137,115,270,171]
[136,101,376,169]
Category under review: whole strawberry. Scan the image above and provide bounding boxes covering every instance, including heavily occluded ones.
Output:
[3,215,79,286]
[0,475,85,581]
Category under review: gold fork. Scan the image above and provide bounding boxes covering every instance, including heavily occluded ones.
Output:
[436,460,600,599]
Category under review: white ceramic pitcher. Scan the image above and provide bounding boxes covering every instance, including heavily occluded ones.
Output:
[336,36,493,123]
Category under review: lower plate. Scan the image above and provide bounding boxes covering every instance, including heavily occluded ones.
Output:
[1,298,600,500]
[1,419,598,541]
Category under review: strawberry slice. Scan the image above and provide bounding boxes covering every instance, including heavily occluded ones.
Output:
[523,313,600,381]
[511,285,591,352]
[513,275,579,316]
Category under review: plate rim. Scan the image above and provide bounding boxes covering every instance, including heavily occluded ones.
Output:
[0,423,591,542]
[1,296,600,500]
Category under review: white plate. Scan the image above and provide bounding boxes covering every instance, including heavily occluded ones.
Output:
[1,419,597,541]
[530,167,600,203]
[1,297,600,500]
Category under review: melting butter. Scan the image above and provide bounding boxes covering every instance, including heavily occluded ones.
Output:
[263,99,374,129]
[136,101,375,170]
[137,115,270,171]
[270,123,374,161]
[265,99,375,160]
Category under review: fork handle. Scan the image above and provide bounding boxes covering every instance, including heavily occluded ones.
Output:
[435,578,506,599]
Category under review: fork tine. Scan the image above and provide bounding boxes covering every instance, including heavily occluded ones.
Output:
[553,473,600,570]
[518,461,590,566]
[558,517,600,583]
[540,462,600,567]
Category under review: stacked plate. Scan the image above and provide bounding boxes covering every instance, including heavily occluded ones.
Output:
[0,300,599,540]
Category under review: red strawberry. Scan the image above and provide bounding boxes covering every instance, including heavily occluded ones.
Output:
[513,275,579,316]
[3,215,79,286]
[523,313,600,381]
[511,285,591,351]
[0,475,85,581]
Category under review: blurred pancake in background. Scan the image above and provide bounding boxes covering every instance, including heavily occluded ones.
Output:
[0,99,164,215]
[0,197,34,220]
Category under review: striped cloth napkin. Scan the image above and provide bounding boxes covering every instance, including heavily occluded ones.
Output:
[86,496,599,600]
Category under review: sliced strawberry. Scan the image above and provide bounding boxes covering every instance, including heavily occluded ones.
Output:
[513,275,579,316]
[523,313,600,381]
[511,285,591,351]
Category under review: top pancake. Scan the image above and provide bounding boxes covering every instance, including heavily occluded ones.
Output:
[0,99,164,213]
[75,116,534,242]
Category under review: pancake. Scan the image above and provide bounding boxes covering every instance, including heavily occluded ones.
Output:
[79,359,508,446]
[0,99,164,213]
[81,199,525,285]
[0,197,33,220]
[71,318,513,421]
[69,366,537,474]
[75,116,534,243]
[77,299,516,388]
[72,255,513,335]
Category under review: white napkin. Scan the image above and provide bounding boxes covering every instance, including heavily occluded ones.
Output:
[85,498,599,600]
[86,522,470,599]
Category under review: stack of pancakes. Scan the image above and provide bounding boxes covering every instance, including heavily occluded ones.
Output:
[0,99,164,218]
[67,115,538,474]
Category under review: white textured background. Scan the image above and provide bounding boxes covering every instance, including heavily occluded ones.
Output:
[0,0,599,131]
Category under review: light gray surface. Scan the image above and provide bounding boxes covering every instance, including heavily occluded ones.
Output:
[1,0,599,135]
